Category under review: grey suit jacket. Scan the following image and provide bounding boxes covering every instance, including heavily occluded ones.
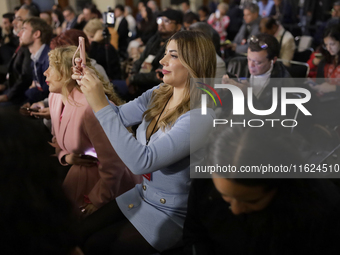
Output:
[233,17,261,53]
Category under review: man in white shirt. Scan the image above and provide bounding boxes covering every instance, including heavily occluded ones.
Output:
[260,17,295,66]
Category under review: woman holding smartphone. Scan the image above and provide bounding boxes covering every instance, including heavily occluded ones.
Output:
[45,46,140,217]
[73,30,216,254]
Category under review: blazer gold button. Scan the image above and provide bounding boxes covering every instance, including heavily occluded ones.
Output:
[160,198,166,204]
[143,185,146,190]
[128,204,134,209]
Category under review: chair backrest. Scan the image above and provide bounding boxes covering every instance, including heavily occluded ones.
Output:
[226,56,249,78]
[297,35,313,52]
[286,60,310,78]
[293,47,314,62]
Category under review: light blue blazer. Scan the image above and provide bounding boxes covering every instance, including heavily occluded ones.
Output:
[95,85,215,251]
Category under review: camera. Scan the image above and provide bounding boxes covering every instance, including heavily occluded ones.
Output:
[103,7,115,27]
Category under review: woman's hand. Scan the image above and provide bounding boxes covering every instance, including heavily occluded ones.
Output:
[72,61,109,112]
[310,82,336,95]
[79,203,98,218]
[65,153,98,167]
[30,107,51,119]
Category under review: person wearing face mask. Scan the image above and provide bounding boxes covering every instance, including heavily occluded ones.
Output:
[183,124,340,255]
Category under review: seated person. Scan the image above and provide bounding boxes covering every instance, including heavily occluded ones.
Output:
[0,5,39,105]
[260,17,295,66]
[0,13,18,67]
[225,33,290,110]
[46,46,140,214]
[73,30,216,254]
[308,24,340,127]
[116,9,182,100]
[184,124,340,254]
[207,3,230,44]
[0,108,82,255]
[232,2,261,54]
[83,19,121,80]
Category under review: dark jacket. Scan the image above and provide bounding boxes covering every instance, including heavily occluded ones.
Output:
[116,17,129,57]
[25,45,50,104]
[3,46,32,104]
[183,178,340,255]
[89,41,121,80]
[130,33,168,96]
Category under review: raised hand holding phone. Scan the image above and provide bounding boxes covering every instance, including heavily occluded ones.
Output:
[72,37,86,85]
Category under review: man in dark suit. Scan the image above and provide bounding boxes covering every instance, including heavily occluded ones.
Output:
[62,6,86,32]
[114,4,129,59]
[0,5,38,105]
[19,17,52,104]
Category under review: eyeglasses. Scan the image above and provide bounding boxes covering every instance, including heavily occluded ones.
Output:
[157,17,175,25]
[248,35,268,49]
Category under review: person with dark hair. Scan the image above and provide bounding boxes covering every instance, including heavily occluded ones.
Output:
[18,17,52,104]
[224,33,290,109]
[311,25,340,94]
[183,12,199,30]
[73,30,216,254]
[0,108,82,255]
[63,6,86,32]
[260,16,295,66]
[127,5,158,62]
[183,124,340,254]
[51,9,64,35]
[137,6,158,45]
[114,4,130,59]
[181,0,193,14]
[308,24,340,127]
[77,3,101,25]
[233,2,261,53]
[269,0,297,25]
[23,0,40,16]
[197,5,209,22]
[120,9,183,100]
[0,13,17,66]
[0,5,38,105]
[226,0,243,41]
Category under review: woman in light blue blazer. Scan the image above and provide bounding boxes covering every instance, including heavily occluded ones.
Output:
[73,30,217,254]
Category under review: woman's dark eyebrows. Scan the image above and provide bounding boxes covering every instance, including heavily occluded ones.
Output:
[169,50,178,53]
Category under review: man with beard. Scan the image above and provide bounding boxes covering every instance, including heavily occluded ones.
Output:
[19,17,52,104]
[0,5,38,105]
[122,9,182,100]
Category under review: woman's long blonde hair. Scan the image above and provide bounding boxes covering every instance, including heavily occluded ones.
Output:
[48,45,123,106]
[143,30,216,131]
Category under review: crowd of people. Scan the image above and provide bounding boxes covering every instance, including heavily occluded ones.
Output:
[1,0,340,254]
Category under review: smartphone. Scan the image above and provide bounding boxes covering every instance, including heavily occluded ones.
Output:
[79,36,86,66]
[80,154,99,161]
[306,80,317,86]
[20,107,39,112]
[314,53,323,58]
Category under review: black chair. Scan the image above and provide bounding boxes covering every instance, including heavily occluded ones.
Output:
[293,48,314,62]
[226,56,248,78]
[286,60,310,78]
